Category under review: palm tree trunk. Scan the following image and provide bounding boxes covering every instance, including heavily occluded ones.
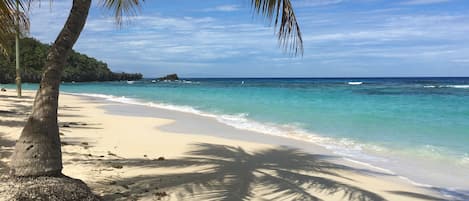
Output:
[15,0,21,98]
[10,0,91,177]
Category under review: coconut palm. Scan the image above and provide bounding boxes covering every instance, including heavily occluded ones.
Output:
[0,1,18,56]
[0,1,28,56]
[0,1,30,97]
[3,0,303,177]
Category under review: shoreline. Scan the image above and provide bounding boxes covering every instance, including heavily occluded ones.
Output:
[64,91,459,200]
[67,91,469,194]
[0,89,460,200]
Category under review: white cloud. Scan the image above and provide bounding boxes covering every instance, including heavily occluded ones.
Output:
[214,5,240,12]
[27,1,72,42]
[400,0,452,5]
[303,13,469,44]
[304,29,425,42]
[203,4,240,12]
[451,59,469,63]
[24,0,469,77]
[293,0,345,7]
[71,12,282,72]
[26,2,279,75]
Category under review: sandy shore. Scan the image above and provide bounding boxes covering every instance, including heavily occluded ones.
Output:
[0,89,450,200]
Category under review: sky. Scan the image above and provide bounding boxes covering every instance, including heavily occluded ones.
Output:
[27,0,469,78]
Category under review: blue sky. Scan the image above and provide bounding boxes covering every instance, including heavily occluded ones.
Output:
[28,0,469,77]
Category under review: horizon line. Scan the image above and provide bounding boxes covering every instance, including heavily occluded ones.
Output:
[142,76,469,79]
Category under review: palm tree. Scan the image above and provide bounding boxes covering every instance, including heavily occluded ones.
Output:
[0,0,29,97]
[15,0,22,98]
[3,0,303,177]
[0,1,28,56]
[0,1,18,56]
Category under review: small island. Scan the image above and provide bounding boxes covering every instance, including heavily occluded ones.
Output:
[158,73,179,81]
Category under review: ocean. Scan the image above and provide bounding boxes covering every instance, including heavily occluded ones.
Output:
[3,77,469,195]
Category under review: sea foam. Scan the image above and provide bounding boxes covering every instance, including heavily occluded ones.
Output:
[423,85,469,89]
[446,85,469,89]
[67,92,377,162]
[348,81,363,85]
[64,91,469,199]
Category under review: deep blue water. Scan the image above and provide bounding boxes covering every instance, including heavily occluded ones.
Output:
[3,77,469,190]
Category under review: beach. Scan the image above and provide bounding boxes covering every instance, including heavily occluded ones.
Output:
[0,89,453,200]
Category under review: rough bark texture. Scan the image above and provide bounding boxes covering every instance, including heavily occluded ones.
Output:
[10,0,92,176]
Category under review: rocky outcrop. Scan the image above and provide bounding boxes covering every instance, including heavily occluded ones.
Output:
[158,74,179,81]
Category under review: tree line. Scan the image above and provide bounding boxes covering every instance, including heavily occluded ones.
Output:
[0,37,142,83]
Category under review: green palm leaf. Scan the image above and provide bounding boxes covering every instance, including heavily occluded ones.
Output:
[0,0,29,57]
[97,0,303,54]
[9,0,302,55]
[251,0,303,55]
[99,0,144,25]
[0,0,19,56]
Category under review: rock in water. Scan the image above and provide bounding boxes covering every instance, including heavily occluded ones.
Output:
[158,74,179,81]
[0,175,101,201]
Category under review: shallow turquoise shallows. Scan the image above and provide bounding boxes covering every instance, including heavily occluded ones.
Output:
[3,77,469,191]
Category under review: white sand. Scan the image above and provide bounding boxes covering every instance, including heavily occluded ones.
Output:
[0,89,449,200]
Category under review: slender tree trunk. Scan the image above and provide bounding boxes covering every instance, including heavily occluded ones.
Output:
[10,0,91,177]
[15,0,21,98]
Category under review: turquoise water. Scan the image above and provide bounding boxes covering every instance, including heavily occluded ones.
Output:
[3,78,469,191]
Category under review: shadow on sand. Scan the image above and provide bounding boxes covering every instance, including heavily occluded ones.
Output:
[71,143,405,201]
[0,132,14,175]
[387,191,446,201]
[0,94,34,100]
[0,105,31,118]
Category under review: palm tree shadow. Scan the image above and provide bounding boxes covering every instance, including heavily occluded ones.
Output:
[96,143,390,201]
[0,132,15,175]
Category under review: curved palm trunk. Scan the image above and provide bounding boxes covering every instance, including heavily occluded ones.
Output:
[10,0,91,176]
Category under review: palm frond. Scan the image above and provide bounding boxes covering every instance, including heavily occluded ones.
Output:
[251,0,303,56]
[0,0,29,57]
[0,0,17,56]
[99,0,144,25]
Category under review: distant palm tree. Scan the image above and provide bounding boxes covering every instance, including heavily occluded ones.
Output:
[0,0,29,97]
[0,1,18,56]
[14,0,23,98]
[2,0,303,177]
[0,1,29,56]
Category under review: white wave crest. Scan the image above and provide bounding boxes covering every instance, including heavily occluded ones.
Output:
[348,81,363,85]
[445,85,469,89]
[65,91,469,196]
[423,85,469,89]
[66,92,376,161]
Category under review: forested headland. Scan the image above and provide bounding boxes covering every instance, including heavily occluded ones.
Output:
[0,37,142,84]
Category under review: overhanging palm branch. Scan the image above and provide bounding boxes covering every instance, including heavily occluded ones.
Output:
[97,0,303,55]
[0,0,19,56]
[0,0,29,57]
[1,0,142,54]
[6,0,302,56]
[7,0,304,179]
[251,0,303,56]
[99,0,144,25]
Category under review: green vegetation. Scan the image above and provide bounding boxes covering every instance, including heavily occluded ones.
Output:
[0,37,142,83]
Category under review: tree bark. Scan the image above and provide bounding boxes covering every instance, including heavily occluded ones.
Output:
[10,0,91,177]
[15,0,21,98]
